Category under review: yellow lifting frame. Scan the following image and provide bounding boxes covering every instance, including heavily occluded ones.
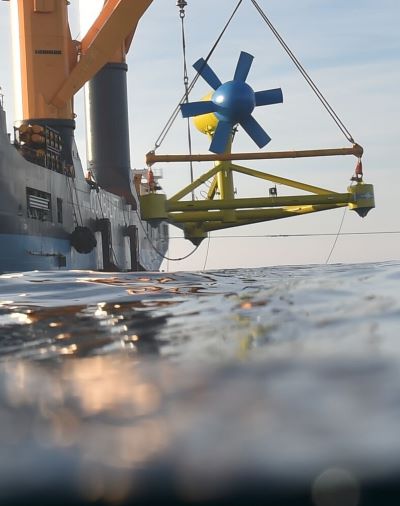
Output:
[139,147,375,245]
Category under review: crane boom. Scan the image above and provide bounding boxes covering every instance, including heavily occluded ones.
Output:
[51,0,153,109]
[11,0,153,120]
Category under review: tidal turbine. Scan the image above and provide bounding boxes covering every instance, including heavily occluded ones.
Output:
[180,51,283,153]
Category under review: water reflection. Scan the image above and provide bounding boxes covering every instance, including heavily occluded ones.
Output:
[0,300,170,360]
[0,263,400,362]
[0,273,194,362]
[0,264,399,503]
[1,354,400,504]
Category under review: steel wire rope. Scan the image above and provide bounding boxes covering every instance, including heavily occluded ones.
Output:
[104,192,125,271]
[66,176,83,227]
[95,190,105,219]
[72,179,84,226]
[325,206,347,264]
[167,231,400,239]
[202,234,211,271]
[132,182,200,262]
[134,209,200,261]
[151,0,244,152]
[69,176,119,267]
[91,183,125,271]
[178,2,195,198]
[250,0,356,144]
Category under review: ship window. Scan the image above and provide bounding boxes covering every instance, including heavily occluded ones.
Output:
[26,187,52,222]
[57,198,63,223]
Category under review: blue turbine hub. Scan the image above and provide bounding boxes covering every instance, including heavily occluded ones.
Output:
[213,81,255,123]
[180,51,283,154]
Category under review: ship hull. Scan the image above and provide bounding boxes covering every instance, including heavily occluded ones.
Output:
[0,104,168,273]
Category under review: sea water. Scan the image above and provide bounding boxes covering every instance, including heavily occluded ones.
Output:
[0,261,399,504]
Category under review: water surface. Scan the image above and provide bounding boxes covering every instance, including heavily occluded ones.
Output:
[0,262,399,504]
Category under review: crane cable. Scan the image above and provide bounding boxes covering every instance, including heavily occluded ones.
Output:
[150,0,361,267]
[169,231,400,239]
[202,234,211,271]
[249,0,359,263]
[151,0,244,153]
[177,1,195,198]
[250,0,356,145]
[325,207,347,264]
[134,207,200,262]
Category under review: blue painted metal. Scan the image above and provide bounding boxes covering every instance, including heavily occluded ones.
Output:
[240,114,271,148]
[0,234,89,272]
[181,51,283,153]
[213,81,255,123]
[209,120,233,154]
[180,100,218,118]
[255,88,283,107]
[233,51,254,82]
[0,96,169,274]
[192,58,222,90]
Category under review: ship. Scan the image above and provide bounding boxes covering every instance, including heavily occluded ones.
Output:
[0,0,375,273]
[0,0,168,273]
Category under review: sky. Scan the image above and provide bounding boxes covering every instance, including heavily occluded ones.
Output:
[0,0,399,271]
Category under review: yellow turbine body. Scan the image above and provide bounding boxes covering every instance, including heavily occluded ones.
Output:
[193,93,218,135]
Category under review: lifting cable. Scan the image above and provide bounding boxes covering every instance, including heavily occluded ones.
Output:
[134,209,200,261]
[151,0,244,152]
[66,176,83,227]
[161,244,200,262]
[169,231,400,239]
[325,207,347,264]
[151,0,360,151]
[202,234,211,271]
[250,0,356,145]
[177,1,194,197]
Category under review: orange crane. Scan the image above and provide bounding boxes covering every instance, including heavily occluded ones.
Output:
[10,0,154,204]
[13,0,153,121]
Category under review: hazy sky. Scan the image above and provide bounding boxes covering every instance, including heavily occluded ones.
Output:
[0,1,399,271]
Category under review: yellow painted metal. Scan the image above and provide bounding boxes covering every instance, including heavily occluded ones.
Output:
[169,165,221,201]
[167,204,346,224]
[166,193,352,212]
[347,183,375,217]
[230,164,337,195]
[182,224,208,245]
[216,154,236,221]
[140,193,168,220]
[207,176,218,200]
[193,93,218,134]
[139,82,372,244]
[140,147,374,245]
[145,144,363,165]
[201,204,347,232]
[217,161,235,200]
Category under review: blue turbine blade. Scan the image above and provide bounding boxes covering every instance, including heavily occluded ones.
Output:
[193,58,222,90]
[240,115,271,148]
[255,88,283,107]
[233,52,254,82]
[209,120,233,153]
[180,100,218,118]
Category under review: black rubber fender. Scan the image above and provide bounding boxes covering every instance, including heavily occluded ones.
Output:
[70,226,97,254]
